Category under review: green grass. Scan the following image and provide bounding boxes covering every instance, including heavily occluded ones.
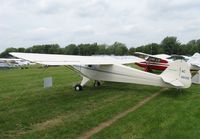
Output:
[0,66,160,139]
[1,66,200,139]
[92,85,200,139]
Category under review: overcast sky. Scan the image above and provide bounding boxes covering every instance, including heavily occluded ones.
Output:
[0,0,200,52]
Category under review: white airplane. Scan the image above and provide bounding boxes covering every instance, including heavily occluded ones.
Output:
[10,52,192,91]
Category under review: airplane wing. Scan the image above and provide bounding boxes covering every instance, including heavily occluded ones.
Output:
[134,52,168,64]
[134,52,170,61]
[10,52,144,66]
[134,52,151,59]
[154,54,170,59]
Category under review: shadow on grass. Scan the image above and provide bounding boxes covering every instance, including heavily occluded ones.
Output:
[160,88,191,98]
[40,82,160,106]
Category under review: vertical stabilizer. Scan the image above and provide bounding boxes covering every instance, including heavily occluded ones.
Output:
[160,60,191,88]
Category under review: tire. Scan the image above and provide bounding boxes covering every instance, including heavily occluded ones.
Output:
[74,84,82,91]
[94,81,101,87]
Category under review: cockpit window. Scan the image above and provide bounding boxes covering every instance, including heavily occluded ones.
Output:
[147,57,160,62]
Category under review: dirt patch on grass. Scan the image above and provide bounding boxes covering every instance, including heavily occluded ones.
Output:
[4,94,123,137]
[5,115,70,137]
[31,116,65,131]
[77,88,167,139]
[4,89,166,138]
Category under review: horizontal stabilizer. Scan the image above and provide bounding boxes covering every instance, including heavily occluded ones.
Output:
[162,78,183,87]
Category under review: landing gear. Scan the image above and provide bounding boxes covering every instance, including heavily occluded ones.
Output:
[74,84,82,91]
[74,77,101,91]
[94,81,101,87]
[74,76,90,91]
[145,65,153,72]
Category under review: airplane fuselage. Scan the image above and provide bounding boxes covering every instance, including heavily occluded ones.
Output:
[73,64,172,88]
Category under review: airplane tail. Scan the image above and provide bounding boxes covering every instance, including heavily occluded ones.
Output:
[160,60,191,88]
[188,53,200,68]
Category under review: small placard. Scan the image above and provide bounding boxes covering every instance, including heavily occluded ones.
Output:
[44,77,53,88]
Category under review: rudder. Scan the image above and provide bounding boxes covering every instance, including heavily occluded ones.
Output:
[160,60,191,88]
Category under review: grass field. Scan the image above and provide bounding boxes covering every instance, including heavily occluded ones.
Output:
[0,66,200,139]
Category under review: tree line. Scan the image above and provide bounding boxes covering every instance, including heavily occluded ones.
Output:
[1,36,200,58]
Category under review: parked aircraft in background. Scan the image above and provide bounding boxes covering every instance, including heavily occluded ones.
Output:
[0,58,31,68]
[134,52,200,72]
[10,52,191,91]
[0,59,11,68]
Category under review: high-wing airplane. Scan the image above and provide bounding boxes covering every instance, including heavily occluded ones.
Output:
[10,52,191,91]
[134,52,200,72]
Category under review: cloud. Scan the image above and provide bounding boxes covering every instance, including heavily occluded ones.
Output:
[36,0,70,14]
[0,0,200,52]
[25,27,60,41]
[75,0,110,17]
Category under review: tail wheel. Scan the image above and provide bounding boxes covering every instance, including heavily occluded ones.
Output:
[94,81,101,87]
[74,84,82,91]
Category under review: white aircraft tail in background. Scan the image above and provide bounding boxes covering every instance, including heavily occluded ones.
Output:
[10,52,192,91]
[188,53,200,70]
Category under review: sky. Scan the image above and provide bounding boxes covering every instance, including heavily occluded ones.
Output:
[0,0,200,52]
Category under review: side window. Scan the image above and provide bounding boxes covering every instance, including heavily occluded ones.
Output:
[148,57,160,62]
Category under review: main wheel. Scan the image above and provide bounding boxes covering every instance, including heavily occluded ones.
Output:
[94,81,101,87]
[74,84,82,91]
